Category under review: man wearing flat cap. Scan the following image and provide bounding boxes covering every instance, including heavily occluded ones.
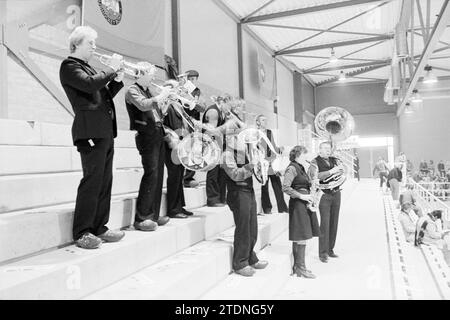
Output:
[181,69,205,188]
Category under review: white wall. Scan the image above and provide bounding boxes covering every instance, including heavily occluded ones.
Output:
[179,0,239,97]
[399,96,450,170]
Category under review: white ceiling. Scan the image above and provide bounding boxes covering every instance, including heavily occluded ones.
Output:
[221,0,450,86]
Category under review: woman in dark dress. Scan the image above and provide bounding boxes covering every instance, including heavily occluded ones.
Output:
[282,145,320,278]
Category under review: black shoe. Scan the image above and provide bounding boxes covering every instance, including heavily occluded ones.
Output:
[328,251,339,258]
[319,255,329,263]
[154,216,170,226]
[182,208,194,216]
[263,209,272,214]
[170,212,188,219]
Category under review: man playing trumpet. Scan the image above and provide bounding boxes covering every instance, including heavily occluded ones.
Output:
[125,62,173,231]
[59,26,125,249]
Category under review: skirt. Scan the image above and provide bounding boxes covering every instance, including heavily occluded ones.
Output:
[288,198,320,241]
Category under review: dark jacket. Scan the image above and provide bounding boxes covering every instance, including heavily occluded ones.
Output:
[59,56,123,144]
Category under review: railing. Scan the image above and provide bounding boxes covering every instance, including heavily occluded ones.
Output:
[415,182,450,202]
[409,178,450,222]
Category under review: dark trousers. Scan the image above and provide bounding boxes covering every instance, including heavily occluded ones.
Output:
[379,172,388,187]
[183,169,196,185]
[318,191,341,257]
[261,174,288,213]
[355,170,360,181]
[135,130,165,222]
[164,144,186,216]
[206,165,227,205]
[227,188,259,270]
[73,136,114,240]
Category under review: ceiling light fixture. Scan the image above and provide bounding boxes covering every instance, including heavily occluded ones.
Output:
[411,89,422,102]
[404,102,414,114]
[423,65,438,83]
[329,48,338,64]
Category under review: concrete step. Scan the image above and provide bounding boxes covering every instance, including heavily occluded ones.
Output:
[200,230,291,300]
[84,213,288,300]
[0,186,207,264]
[0,119,136,148]
[0,205,237,299]
[0,168,144,213]
[0,167,207,213]
[0,145,142,175]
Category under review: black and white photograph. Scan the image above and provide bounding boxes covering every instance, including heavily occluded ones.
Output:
[1,0,450,307]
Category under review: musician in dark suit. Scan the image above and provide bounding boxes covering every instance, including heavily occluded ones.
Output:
[308,142,345,262]
[181,70,203,188]
[59,26,125,249]
[125,62,173,231]
[163,81,194,219]
[202,96,229,207]
[255,115,288,214]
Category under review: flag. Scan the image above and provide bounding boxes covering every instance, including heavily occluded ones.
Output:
[83,0,165,66]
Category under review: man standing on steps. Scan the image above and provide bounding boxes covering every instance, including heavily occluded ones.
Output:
[125,62,172,231]
[221,129,268,277]
[255,114,288,214]
[202,95,229,207]
[308,142,345,263]
[181,70,204,189]
[59,26,125,249]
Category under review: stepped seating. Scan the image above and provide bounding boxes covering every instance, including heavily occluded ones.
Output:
[382,195,422,299]
[85,213,288,300]
[0,119,288,300]
[420,244,450,299]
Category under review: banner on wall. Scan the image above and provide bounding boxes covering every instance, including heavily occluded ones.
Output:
[83,0,165,66]
[256,47,275,100]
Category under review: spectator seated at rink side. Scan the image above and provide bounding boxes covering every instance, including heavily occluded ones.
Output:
[415,210,450,264]
[399,184,423,217]
[398,203,420,243]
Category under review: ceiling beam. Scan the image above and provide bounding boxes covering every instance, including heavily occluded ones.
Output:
[397,0,450,116]
[316,64,389,86]
[285,54,387,63]
[242,0,277,22]
[304,60,390,74]
[251,23,387,37]
[275,34,394,55]
[277,1,390,53]
[243,0,385,23]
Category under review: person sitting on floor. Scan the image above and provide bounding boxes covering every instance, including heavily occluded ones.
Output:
[398,202,419,243]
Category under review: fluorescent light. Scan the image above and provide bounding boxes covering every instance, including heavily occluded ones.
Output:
[338,71,346,81]
[329,48,338,64]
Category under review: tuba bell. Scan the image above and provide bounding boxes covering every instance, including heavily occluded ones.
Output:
[313,106,355,190]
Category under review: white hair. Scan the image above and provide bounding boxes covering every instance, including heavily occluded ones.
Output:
[136,61,156,75]
[69,26,97,53]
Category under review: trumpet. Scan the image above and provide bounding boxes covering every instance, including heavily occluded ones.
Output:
[151,81,198,111]
[93,52,150,78]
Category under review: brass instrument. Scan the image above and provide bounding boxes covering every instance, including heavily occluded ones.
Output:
[313,106,355,190]
[153,83,221,172]
[93,52,150,78]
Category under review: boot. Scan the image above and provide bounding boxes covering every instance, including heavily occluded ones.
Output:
[292,243,316,279]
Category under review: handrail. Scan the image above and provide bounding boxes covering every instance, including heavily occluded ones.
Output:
[408,178,450,221]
